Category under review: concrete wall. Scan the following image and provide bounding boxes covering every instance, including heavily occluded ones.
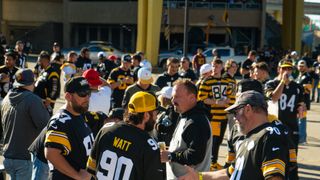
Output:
[67,1,137,24]
[169,9,261,27]
[3,0,63,24]
[3,0,260,27]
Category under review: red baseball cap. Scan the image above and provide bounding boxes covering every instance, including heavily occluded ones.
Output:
[82,69,102,87]
[108,55,118,61]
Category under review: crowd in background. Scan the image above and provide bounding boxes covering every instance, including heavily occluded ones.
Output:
[0,40,319,180]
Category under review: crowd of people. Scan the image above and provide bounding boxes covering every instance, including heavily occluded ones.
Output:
[0,40,319,180]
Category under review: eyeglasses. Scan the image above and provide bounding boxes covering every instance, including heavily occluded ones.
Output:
[282,67,293,71]
[231,105,246,116]
[76,90,91,97]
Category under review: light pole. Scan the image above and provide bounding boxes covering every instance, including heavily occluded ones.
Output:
[183,0,189,57]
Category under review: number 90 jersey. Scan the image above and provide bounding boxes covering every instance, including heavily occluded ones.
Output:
[265,79,304,130]
[227,123,289,180]
[87,122,164,180]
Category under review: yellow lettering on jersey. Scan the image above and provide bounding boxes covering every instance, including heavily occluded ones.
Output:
[113,136,132,151]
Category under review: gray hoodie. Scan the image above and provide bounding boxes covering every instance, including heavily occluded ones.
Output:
[1,88,50,160]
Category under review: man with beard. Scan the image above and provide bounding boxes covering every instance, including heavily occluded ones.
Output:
[86,91,164,180]
[160,79,212,180]
[178,91,289,180]
[44,77,93,180]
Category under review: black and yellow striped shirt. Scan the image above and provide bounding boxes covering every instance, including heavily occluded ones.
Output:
[198,76,232,121]
[222,72,237,106]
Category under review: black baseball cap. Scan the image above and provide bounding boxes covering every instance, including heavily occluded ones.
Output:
[13,69,35,88]
[122,54,131,63]
[225,90,267,113]
[236,79,263,94]
[108,108,124,120]
[64,77,90,94]
[53,42,60,47]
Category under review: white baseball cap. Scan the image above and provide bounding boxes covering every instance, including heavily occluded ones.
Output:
[200,64,212,75]
[140,60,152,72]
[291,51,298,56]
[138,68,153,84]
[98,51,106,59]
[156,86,173,99]
[298,60,307,67]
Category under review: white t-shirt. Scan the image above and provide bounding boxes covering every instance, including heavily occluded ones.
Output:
[88,86,111,115]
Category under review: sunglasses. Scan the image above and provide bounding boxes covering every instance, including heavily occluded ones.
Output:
[76,90,91,97]
[231,105,246,116]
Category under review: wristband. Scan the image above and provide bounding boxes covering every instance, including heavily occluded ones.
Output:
[280,80,285,85]
[198,172,203,180]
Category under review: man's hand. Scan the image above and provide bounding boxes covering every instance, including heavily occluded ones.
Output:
[178,166,199,180]
[0,73,9,82]
[44,99,52,107]
[77,169,91,180]
[297,103,306,118]
[281,71,289,84]
[160,150,171,163]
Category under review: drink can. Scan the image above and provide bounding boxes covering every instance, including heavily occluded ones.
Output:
[158,141,166,150]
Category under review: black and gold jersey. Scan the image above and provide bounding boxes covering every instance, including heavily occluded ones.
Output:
[0,65,19,98]
[296,72,312,110]
[45,109,94,180]
[227,123,289,180]
[265,79,304,131]
[155,72,180,89]
[226,124,245,165]
[87,122,164,180]
[198,76,232,121]
[16,52,27,68]
[34,65,60,103]
[107,67,133,108]
[226,120,297,172]
[222,72,236,106]
[83,111,107,137]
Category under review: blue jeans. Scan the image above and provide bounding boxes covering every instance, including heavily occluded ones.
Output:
[318,87,320,102]
[299,118,307,143]
[31,154,49,180]
[3,158,32,180]
[312,79,319,100]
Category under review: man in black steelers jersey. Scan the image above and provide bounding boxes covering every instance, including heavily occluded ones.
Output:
[155,57,180,89]
[265,60,304,150]
[225,79,298,180]
[0,50,19,98]
[179,91,289,180]
[108,54,134,108]
[86,91,164,180]
[44,77,93,180]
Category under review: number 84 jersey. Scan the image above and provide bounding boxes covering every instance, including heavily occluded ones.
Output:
[87,122,164,180]
[227,123,289,180]
[265,79,304,129]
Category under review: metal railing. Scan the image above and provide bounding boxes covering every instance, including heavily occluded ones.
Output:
[163,1,261,9]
